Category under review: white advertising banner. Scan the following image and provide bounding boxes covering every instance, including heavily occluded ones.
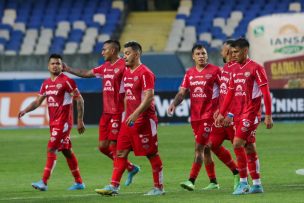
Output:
[247,13,304,89]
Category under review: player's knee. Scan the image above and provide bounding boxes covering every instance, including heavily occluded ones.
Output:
[245,143,256,154]
[116,150,128,158]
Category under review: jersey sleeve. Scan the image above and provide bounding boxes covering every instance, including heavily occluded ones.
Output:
[180,72,189,89]
[39,82,46,96]
[141,70,155,91]
[92,64,105,78]
[254,65,268,87]
[65,78,80,97]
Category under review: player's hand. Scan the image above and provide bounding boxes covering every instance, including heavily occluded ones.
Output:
[18,110,26,118]
[77,119,86,134]
[215,113,225,127]
[213,109,219,120]
[222,116,233,127]
[264,115,273,129]
[167,103,175,117]
[62,62,70,72]
[126,113,138,127]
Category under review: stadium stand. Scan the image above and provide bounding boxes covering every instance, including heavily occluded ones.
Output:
[165,0,304,52]
[0,0,303,55]
[0,0,124,55]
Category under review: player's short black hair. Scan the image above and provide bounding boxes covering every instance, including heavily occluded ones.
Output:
[231,38,250,48]
[191,43,206,54]
[224,39,235,46]
[124,41,142,54]
[48,53,62,62]
[104,39,121,52]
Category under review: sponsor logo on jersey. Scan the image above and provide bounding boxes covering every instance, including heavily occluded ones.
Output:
[124,83,134,88]
[190,80,206,86]
[220,83,228,94]
[134,76,138,81]
[220,75,229,83]
[45,90,59,95]
[104,74,114,79]
[234,78,246,84]
[126,89,136,100]
[204,127,211,132]
[194,87,203,93]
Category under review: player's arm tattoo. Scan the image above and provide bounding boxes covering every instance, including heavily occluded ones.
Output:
[66,66,95,78]
[76,96,85,120]
[173,89,187,106]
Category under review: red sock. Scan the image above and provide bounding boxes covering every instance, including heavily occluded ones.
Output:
[189,162,202,180]
[66,152,82,183]
[111,157,127,187]
[148,155,163,189]
[213,146,237,173]
[247,152,260,180]
[42,152,57,184]
[109,144,134,172]
[99,146,114,160]
[234,147,248,178]
[205,162,216,180]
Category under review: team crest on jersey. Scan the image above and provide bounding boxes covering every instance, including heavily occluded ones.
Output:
[205,74,212,79]
[244,72,250,77]
[51,130,58,136]
[204,127,211,133]
[141,137,149,144]
[242,120,250,127]
[114,68,119,73]
[56,84,62,89]
[112,122,118,128]
[134,76,138,81]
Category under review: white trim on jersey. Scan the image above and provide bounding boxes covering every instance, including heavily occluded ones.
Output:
[212,83,220,99]
[252,80,262,99]
[119,78,125,93]
[63,122,69,133]
[149,118,157,137]
[63,92,73,106]
[65,80,73,91]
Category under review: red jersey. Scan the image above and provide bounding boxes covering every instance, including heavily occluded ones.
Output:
[92,58,125,114]
[39,73,79,126]
[228,59,268,122]
[123,64,157,121]
[181,64,221,121]
[219,62,240,117]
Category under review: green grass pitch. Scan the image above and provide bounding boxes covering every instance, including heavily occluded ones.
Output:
[0,122,303,202]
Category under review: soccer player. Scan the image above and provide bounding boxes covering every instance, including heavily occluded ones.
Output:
[207,40,240,190]
[215,38,273,195]
[167,44,221,191]
[95,41,164,196]
[18,54,86,191]
[63,40,139,186]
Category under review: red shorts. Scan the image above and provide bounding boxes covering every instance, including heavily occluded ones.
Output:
[117,118,158,156]
[209,124,235,148]
[99,113,122,141]
[47,123,72,151]
[191,119,213,145]
[234,119,259,144]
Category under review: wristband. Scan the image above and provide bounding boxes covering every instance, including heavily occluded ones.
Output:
[227,113,234,118]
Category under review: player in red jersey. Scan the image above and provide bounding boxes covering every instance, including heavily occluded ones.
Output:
[208,40,240,191]
[18,54,86,191]
[216,38,273,195]
[95,41,164,196]
[167,44,221,191]
[63,40,139,186]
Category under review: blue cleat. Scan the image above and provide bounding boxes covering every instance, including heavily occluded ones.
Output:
[95,185,119,196]
[125,165,140,186]
[32,180,48,191]
[249,184,264,194]
[232,181,250,195]
[144,187,165,196]
[68,182,85,190]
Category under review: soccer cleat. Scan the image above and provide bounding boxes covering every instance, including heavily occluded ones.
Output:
[32,180,48,191]
[233,174,240,191]
[180,180,195,191]
[68,182,85,190]
[95,185,119,196]
[232,181,250,195]
[249,184,264,194]
[202,183,220,190]
[144,187,165,196]
[125,165,140,186]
